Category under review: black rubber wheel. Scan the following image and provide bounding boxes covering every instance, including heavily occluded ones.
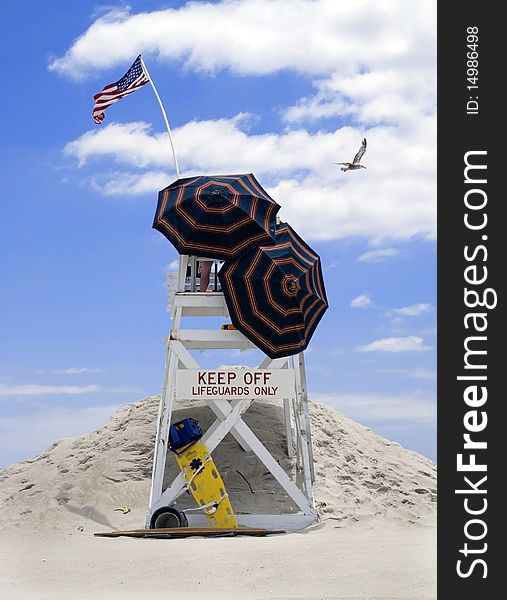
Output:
[149,506,188,529]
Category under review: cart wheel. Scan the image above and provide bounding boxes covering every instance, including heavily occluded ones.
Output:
[150,506,188,529]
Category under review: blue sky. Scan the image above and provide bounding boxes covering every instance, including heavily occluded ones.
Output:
[0,0,436,467]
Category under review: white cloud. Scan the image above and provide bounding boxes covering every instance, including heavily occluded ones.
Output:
[54,1,436,244]
[350,293,372,309]
[64,121,167,168]
[48,2,436,80]
[53,367,106,375]
[312,391,435,423]
[358,248,399,262]
[64,118,436,242]
[92,170,171,196]
[356,336,431,352]
[283,68,435,128]
[50,2,436,152]
[0,384,102,397]
[0,404,122,468]
[390,303,432,317]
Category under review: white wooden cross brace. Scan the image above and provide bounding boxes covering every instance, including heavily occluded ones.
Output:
[173,340,253,452]
[153,343,313,514]
[155,397,252,508]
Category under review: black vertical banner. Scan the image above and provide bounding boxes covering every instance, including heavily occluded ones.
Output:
[438,2,501,597]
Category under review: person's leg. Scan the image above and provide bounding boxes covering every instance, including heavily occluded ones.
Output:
[199,260,213,291]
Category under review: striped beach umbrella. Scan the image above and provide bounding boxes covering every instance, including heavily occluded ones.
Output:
[153,174,280,260]
[218,223,328,358]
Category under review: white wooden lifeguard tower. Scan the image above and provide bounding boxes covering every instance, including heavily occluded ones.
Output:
[146,255,317,531]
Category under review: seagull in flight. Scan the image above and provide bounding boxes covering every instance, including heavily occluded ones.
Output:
[334,138,367,172]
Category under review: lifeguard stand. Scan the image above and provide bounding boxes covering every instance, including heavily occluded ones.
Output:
[146,254,317,531]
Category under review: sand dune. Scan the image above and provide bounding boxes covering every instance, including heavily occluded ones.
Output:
[0,396,435,531]
[0,396,436,599]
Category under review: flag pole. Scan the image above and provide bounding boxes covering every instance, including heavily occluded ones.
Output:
[140,56,181,180]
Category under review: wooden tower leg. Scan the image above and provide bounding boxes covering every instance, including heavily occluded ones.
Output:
[297,352,315,482]
[146,342,178,526]
[283,398,294,458]
[293,353,315,503]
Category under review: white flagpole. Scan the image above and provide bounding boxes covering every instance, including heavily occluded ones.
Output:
[140,56,181,180]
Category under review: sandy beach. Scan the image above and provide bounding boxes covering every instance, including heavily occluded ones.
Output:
[0,396,436,599]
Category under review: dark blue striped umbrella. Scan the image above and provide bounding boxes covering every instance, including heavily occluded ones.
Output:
[153,174,280,260]
[218,223,328,358]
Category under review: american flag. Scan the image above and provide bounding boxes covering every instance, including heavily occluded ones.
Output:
[92,55,149,124]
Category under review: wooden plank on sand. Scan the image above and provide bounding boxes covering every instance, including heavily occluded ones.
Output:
[94,526,286,539]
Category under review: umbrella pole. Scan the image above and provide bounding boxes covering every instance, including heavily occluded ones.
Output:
[140,57,181,180]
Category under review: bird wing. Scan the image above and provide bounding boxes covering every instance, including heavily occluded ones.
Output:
[333,162,348,165]
[352,138,367,164]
